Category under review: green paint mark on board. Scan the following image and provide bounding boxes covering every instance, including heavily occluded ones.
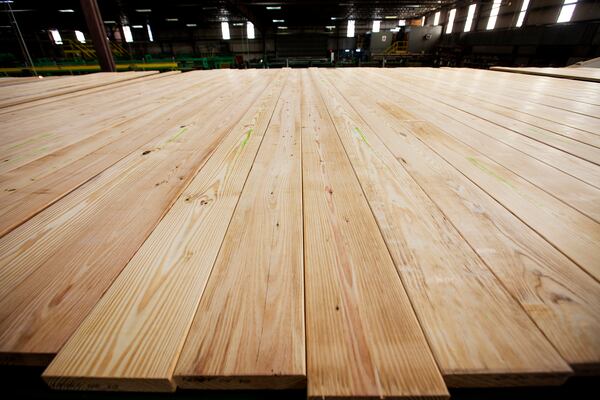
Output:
[467,157,514,188]
[167,127,188,143]
[353,126,369,145]
[240,128,253,149]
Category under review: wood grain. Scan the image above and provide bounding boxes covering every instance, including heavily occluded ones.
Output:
[0,70,273,366]
[326,68,600,374]
[316,69,573,387]
[174,69,305,390]
[300,70,448,399]
[42,70,286,391]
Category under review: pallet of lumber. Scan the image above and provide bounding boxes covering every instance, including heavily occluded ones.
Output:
[0,67,595,397]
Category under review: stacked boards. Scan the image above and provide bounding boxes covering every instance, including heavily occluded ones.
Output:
[490,66,600,83]
[0,68,598,398]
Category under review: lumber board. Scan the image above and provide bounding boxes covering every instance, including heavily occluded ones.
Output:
[327,68,600,375]
[316,69,573,387]
[366,70,600,188]
[0,70,273,366]
[0,71,180,115]
[0,72,225,238]
[174,70,305,390]
[433,68,600,118]
[0,71,211,175]
[383,69,600,160]
[43,70,287,391]
[491,66,600,83]
[0,71,158,109]
[359,70,600,222]
[300,70,448,399]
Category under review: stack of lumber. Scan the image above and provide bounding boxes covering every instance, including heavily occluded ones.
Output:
[0,68,598,398]
[491,66,600,83]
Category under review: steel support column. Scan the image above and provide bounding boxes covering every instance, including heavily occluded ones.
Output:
[80,0,116,72]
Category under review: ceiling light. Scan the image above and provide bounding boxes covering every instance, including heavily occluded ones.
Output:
[347,20,355,37]
[49,29,62,45]
[104,20,116,24]
[273,19,284,23]
[186,23,197,27]
[266,6,281,10]
[58,9,74,13]
[136,9,151,13]
[221,21,230,39]
[166,18,178,22]
[147,24,154,41]
[75,30,85,43]
[132,25,143,29]
[277,26,288,29]
[331,17,337,20]
[247,21,255,39]
[390,27,400,32]
[398,19,406,26]
[123,26,133,42]
[384,16,397,19]
[325,25,336,29]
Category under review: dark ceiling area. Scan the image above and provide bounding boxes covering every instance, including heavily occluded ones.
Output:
[2,1,454,32]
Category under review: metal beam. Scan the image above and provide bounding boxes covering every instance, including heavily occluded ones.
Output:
[80,0,116,72]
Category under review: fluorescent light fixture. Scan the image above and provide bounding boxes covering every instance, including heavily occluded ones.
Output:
[557,0,577,23]
[233,22,244,26]
[58,9,74,13]
[49,29,62,45]
[135,9,151,12]
[446,9,456,33]
[75,30,85,43]
[421,16,425,26]
[277,26,288,29]
[331,17,337,20]
[385,15,397,19]
[147,24,154,41]
[347,19,355,37]
[399,19,406,26]
[356,48,361,52]
[123,25,133,42]
[247,21,255,39]
[516,0,529,27]
[186,23,197,27]
[104,20,116,24]
[390,27,400,32]
[166,18,178,22]
[221,21,230,39]
[487,0,502,30]
[132,25,143,29]
[325,25,336,29]
[433,11,440,26]
[344,49,350,52]
[266,6,281,10]
[273,19,284,23]
[372,20,380,33]
[464,4,476,32]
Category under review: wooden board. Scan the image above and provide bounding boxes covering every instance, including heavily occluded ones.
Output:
[43,70,286,391]
[0,70,273,366]
[324,68,600,375]
[0,68,597,393]
[491,66,600,83]
[300,69,448,399]
[0,71,159,109]
[174,69,305,390]
[315,69,573,387]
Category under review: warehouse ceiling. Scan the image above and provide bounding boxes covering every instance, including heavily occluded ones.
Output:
[2,0,455,32]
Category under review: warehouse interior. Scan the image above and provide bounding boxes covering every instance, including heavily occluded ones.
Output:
[0,1,599,399]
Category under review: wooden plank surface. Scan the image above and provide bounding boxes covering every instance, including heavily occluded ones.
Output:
[43,70,286,391]
[0,71,159,109]
[491,66,600,83]
[315,69,573,387]
[0,67,597,393]
[0,70,273,365]
[174,69,304,390]
[325,68,600,375]
[300,70,448,399]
